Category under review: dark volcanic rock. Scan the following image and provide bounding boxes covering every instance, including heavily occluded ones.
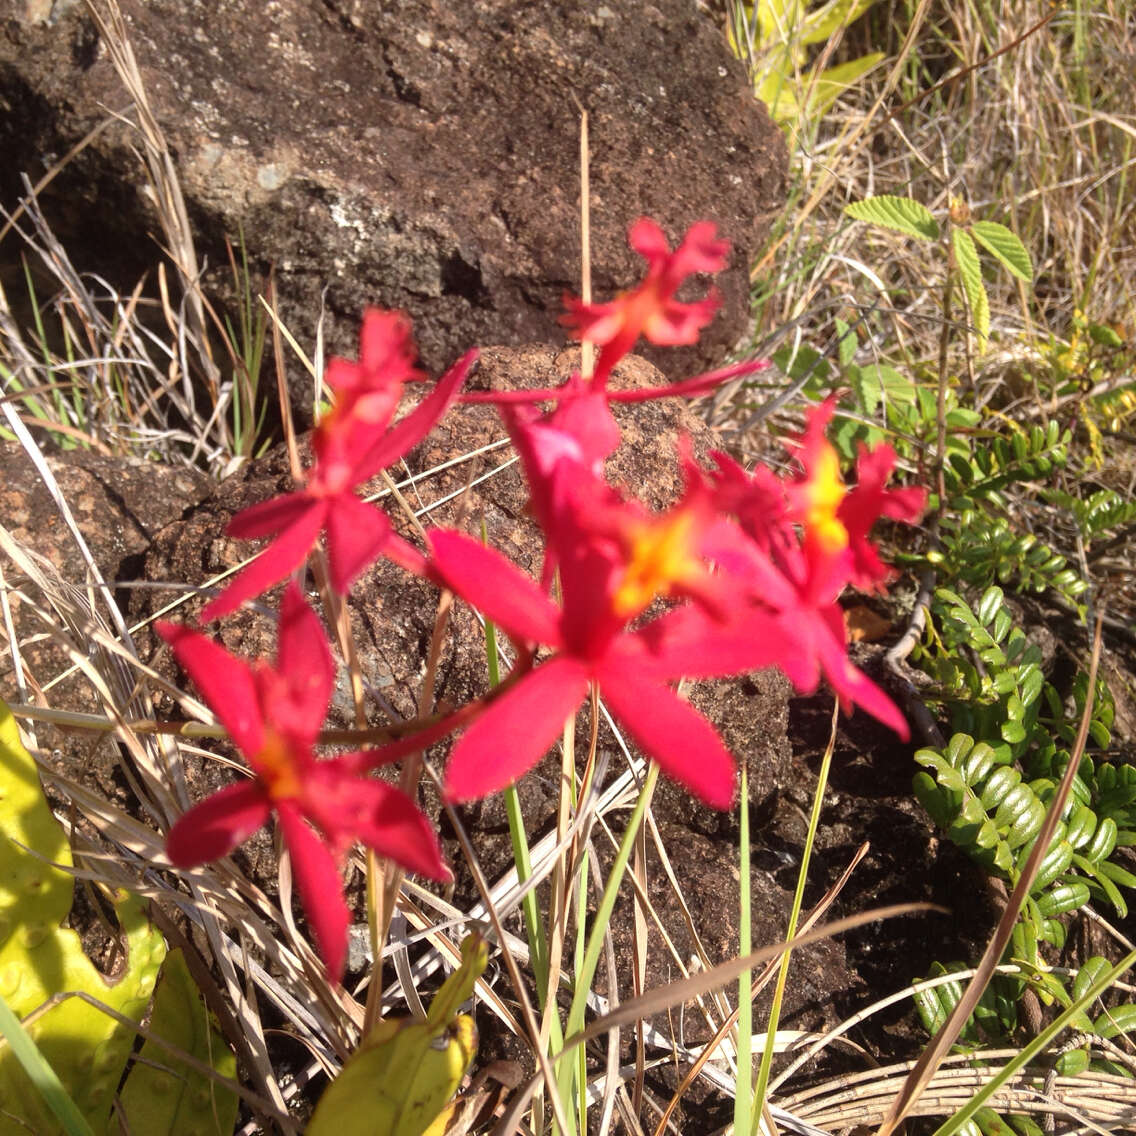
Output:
[1,0,787,386]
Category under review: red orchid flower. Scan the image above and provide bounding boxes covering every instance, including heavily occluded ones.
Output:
[561,218,729,385]
[158,584,449,980]
[700,400,926,734]
[201,311,477,622]
[781,398,926,592]
[426,435,763,810]
[461,218,769,412]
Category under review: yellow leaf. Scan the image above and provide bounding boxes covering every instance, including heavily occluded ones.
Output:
[306,935,486,1136]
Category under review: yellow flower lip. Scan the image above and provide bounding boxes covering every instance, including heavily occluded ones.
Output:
[802,445,850,555]
[255,729,303,800]
[612,511,701,620]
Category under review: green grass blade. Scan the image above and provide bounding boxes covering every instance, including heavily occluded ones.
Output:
[751,702,838,1127]
[0,993,96,1136]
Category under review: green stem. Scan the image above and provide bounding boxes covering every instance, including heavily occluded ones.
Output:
[556,761,661,1122]
[487,615,549,1005]
[734,761,753,1136]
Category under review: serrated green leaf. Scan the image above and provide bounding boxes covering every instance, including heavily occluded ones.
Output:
[970,221,1034,283]
[845,195,940,241]
[953,227,990,350]
[0,700,167,1136]
[117,950,238,1136]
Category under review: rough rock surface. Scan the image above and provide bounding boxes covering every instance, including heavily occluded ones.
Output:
[1,0,787,387]
[0,441,212,791]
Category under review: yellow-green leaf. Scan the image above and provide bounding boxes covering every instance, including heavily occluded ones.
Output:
[952,227,990,350]
[118,949,238,1135]
[971,220,1033,283]
[845,196,940,241]
[804,53,885,119]
[307,934,487,1136]
[800,0,878,45]
[0,699,166,1135]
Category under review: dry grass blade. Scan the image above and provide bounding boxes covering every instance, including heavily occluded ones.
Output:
[651,842,870,1136]
[82,0,220,394]
[875,614,1106,1136]
[566,902,938,1055]
[783,1049,1136,1129]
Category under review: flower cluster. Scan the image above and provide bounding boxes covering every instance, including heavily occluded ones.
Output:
[157,218,924,978]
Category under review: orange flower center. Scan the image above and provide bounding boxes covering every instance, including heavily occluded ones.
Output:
[612,511,701,620]
[255,729,303,800]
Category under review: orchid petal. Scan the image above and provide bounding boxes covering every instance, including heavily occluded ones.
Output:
[383,531,429,576]
[227,491,315,540]
[813,607,910,738]
[271,583,335,742]
[597,665,736,809]
[276,802,351,980]
[428,529,564,647]
[349,348,478,484]
[324,493,392,593]
[201,499,328,622]
[157,621,266,755]
[311,768,450,881]
[166,780,271,866]
[662,220,730,280]
[642,294,721,346]
[444,656,591,802]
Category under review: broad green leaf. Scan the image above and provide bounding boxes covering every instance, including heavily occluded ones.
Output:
[755,70,802,125]
[308,934,487,1136]
[952,227,990,350]
[849,363,916,417]
[0,699,166,1135]
[970,221,1033,283]
[845,196,940,241]
[1088,322,1123,348]
[118,949,238,1135]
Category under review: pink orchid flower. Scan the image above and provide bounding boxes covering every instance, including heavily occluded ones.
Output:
[201,310,477,622]
[158,584,449,979]
[701,400,926,734]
